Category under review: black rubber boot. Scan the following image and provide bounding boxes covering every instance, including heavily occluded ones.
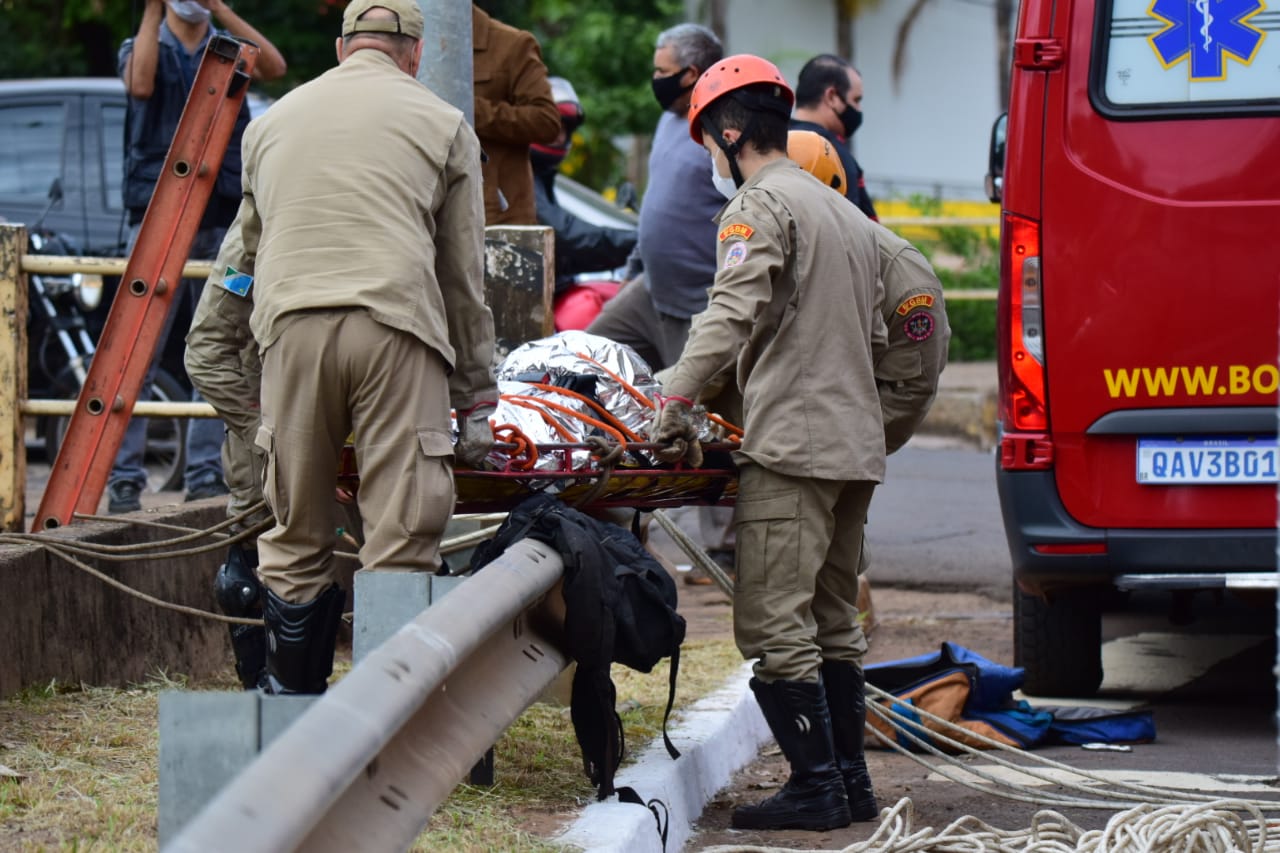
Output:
[263,584,345,695]
[822,659,879,821]
[213,542,266,690]
[731,677,852,831]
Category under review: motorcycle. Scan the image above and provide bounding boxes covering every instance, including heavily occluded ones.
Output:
[26,179,187,493]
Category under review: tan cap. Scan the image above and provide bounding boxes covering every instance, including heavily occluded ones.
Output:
[342,0,424,40]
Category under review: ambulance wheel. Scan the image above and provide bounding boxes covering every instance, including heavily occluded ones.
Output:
[1014,587,1103,698]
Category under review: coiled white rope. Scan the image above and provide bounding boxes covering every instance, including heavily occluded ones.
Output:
[702,797,1274,852]
[650,518,1280,850]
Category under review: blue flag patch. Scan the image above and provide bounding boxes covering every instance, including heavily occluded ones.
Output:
[222,267,253,297]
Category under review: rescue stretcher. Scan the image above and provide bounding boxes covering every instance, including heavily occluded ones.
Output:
[337,331,742,514]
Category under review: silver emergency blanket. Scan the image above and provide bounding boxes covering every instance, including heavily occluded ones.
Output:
[487,331,661,472]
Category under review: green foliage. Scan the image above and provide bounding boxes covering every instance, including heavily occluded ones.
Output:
[899,201,998,362]
[4,0,679,194]
[478,0,685,190]
[937,266,997,362]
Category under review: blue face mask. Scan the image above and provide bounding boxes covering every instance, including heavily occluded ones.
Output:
[167,0,211,24]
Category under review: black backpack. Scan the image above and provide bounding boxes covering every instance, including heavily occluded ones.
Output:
[470,494,686,800]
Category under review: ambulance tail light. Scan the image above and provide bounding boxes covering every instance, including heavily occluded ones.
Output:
[998,213,1053,471]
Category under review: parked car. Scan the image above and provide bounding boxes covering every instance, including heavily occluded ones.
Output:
[0,78,131,258]
[0,77,271,390]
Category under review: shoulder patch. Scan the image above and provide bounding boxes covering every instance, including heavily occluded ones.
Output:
[895,293,935,316]
[719,223,754,242]
[902,310,935,342]
[722,241,749,269]
[221,267,253,298]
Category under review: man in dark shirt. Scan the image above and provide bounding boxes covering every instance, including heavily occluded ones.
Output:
[790,54,877,220]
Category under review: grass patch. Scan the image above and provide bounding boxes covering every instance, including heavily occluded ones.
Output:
[0,639,741,851]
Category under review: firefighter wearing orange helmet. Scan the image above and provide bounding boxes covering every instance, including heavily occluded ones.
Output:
[650,56,884,832]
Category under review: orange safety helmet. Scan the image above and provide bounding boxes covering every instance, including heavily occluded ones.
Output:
[688,54,795,144]
[787,130,847,192]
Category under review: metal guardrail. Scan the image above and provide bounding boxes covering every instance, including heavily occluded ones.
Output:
[167,538,568,852]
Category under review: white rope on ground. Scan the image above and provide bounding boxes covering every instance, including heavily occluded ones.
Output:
[700,797,1274,852]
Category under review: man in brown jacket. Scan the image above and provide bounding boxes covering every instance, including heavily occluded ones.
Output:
[653,56,884,833]
[472,4,560,224]
[222,0,499,695]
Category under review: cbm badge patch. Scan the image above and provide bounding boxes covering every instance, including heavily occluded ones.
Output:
[723,242,749,269]
[903,310,935,342]
[221,267,253,297]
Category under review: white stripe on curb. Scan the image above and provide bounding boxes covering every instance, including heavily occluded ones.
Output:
[556,662,769,852]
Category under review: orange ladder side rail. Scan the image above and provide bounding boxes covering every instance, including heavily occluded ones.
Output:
[34,36,259,531]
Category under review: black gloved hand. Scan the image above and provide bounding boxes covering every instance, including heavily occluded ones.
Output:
[649,394,703,468]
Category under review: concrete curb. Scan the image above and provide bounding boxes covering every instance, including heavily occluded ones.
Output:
[556,662,768,852]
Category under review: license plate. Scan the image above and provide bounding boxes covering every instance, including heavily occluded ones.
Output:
[1137,437,1278,485]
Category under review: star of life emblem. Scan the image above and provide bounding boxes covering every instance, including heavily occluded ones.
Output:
[1148,0,1267,81]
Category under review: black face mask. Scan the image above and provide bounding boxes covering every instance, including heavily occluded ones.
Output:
[838,101,863,138]
[651,68,691,111]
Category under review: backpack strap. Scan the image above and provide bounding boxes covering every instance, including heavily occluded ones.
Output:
[616,786,670,852]
[661,644,681,761]
[631,508,682,762]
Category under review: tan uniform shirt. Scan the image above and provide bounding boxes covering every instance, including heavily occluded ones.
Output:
[233,49,497,411]
[871,223,951,454]
[472,6,559,226]
[667,159,885,483]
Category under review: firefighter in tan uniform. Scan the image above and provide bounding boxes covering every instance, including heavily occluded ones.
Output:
[787,130,950,594]
[787,129,949,452]
[219,0,498,695]
[185,212,273,688]
[871,225,949,453]
[652,57,883,832]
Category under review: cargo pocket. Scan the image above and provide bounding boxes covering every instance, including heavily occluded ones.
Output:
[734,489,801,592]
[875,346,923,386]
[403,428,455,542]
[255,424,287,525]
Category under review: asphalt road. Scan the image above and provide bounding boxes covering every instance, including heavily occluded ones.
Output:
[868,438,1011,600]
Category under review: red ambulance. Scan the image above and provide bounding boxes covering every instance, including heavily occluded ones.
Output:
[990,0,1280,696]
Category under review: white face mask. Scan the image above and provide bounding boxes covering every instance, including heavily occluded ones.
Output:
[708,145,739,199]
[167,0,211,24]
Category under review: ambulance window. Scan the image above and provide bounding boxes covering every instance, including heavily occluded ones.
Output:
[1097,0,1280,112]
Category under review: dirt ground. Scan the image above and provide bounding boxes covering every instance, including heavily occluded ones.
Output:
[670,577,1032,851]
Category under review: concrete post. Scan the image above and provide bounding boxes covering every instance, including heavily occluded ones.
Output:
[417,0,473,123]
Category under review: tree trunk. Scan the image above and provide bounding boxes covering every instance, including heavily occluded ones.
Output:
[837,1,854,62]
[708,0,727,44]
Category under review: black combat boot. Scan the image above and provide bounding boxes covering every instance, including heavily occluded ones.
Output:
[213,542,267,690]
[731,677,852,831]
[821,659,879,821]
[262,584,345,695]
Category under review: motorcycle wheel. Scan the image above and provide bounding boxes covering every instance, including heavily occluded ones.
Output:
[42,368,189,494]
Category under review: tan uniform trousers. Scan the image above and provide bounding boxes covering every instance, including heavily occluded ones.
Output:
[733,462,875,683]
[256,309,455,603]
[223,427,271,535]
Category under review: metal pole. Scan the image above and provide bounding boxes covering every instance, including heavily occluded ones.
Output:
[417,0,473,123]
